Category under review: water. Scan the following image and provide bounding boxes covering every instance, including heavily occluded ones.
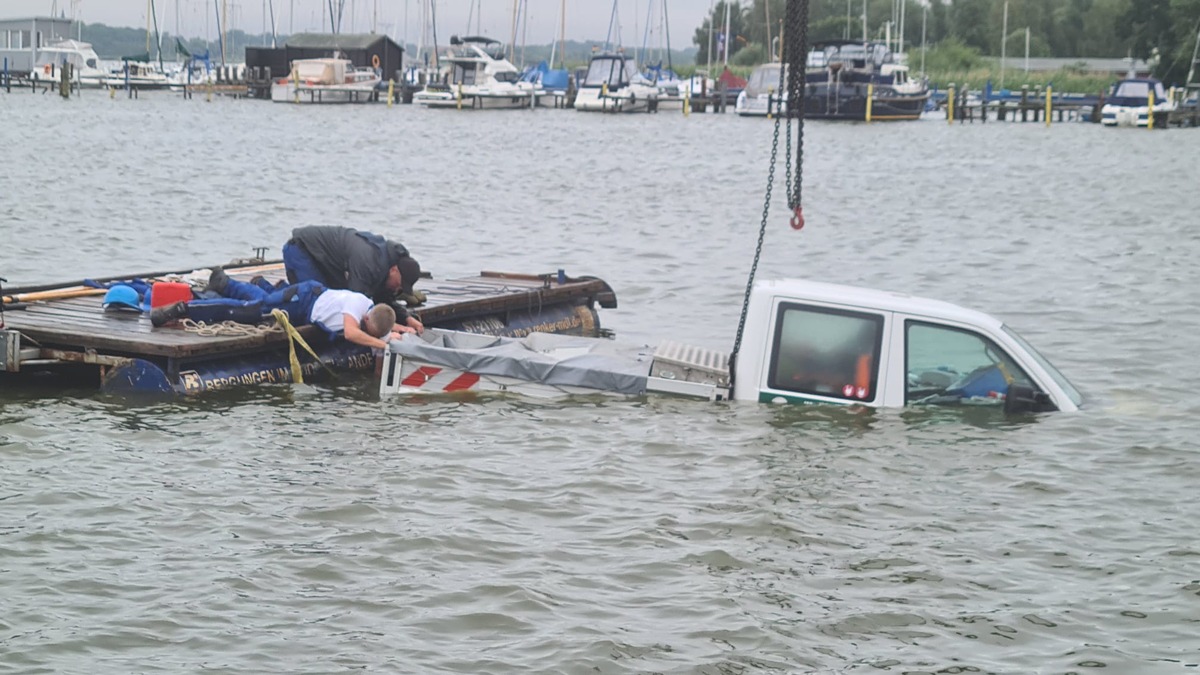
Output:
[2,92,1199,673]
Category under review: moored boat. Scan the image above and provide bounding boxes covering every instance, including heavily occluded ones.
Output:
[1100,77,1174,127]
[413,36,537,110]
[573,50,661,113]
[270,56,380,104]
[803,40,929,121]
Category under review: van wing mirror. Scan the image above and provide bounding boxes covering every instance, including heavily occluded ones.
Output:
[1004,383,1057,414]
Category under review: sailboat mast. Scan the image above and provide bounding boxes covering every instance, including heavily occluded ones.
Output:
[663,0,672,73]
[723,0,730,67]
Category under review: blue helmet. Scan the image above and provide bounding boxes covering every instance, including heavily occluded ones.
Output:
[102,284,142,312]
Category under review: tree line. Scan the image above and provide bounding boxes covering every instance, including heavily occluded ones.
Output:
[693,0,1200,84]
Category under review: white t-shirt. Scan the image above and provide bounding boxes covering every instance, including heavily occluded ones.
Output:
[308,289,374,334]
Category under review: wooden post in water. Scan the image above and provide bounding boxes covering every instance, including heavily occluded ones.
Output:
[1148,89,1155,130]
[293,65,300,104]
[718,80,727,113]
[947,83,955,124]
[4,57,10,93]
[998,98,1006,121]
[59,63,70,98]
[1045,85,1052,127]
[866,83,873,122]
[387,79,395,108]
[1020,85,1028,122]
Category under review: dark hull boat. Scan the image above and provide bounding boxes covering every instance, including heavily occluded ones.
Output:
[803,40,929,121]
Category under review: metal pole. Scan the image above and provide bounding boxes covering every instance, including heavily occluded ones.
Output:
[706,0,713,73]
[920,4,927,75]
[1000,0,1007,90]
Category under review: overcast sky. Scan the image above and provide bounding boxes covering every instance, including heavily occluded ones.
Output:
[10,1,717,49]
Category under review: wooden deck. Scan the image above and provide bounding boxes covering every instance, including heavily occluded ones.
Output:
[1,261,617,365]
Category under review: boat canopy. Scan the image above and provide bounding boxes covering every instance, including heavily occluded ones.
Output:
[745,63,787,97]
[583,54,638,87]
[1108,78,1168,107]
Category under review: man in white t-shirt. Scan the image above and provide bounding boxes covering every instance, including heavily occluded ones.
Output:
[151,271,417,350]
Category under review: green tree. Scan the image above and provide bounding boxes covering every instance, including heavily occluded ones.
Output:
[693,1,749,65]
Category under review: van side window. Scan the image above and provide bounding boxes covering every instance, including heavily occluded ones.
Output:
[768,304,883,401]
[905,321,1033,405]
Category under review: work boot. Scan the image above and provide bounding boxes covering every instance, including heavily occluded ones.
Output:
[207,267,230,295]
[150,301,189,327]
[397,290,427,307]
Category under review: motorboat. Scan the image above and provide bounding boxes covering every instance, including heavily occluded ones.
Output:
[803,40,929,121]
[103,60,173,90]
[736,62,787,116]
[28,40,108,88]
[573,50,660,113]
[413,36,536,110]
[1100,77,1174,127]
[270,56,381,103]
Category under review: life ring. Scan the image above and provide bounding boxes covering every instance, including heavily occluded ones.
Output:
[371,54,381,69]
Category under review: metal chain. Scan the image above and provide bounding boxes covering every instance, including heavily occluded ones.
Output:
[729,109,786,383]
[785,0,809,217]
[729,0,810,389]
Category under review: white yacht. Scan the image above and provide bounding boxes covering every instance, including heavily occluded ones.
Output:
[413,36,536,110]
[573,51,660,113]
[28,40,108,88]
[270,56,381,103]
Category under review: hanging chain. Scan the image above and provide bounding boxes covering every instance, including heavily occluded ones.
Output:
[785,0,809,229]
[729,0,811,388]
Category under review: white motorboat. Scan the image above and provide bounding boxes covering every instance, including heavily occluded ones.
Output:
[270,56,381,104]
[1100,77,1175,127]
[28,40,108,88]
[736,62,788,117]
[103,60,173,90]
[573,51,660,113]
[413,36,536,110]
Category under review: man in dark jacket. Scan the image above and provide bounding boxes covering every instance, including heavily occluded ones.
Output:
[283,225,424,333]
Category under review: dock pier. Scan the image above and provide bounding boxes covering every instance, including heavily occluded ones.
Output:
[0,261,618,396]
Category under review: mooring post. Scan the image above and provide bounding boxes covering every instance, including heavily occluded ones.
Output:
[1045,85,1052,127]
[1148,89,1155,130]
[1021,85,1028,122]
[718,80,727,113]
[866,82,874,122]
[947,83,955,124]
[3,57,9,94]
[387,79,395,108]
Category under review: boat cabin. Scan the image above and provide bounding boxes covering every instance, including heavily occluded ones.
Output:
[1107,78,1168,107]
[581,53,639,89]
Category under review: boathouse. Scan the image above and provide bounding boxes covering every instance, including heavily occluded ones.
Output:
[246,33,404,82]
[0,16,75,73]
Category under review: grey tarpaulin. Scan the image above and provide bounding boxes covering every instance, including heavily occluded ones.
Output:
[388,329,655,395]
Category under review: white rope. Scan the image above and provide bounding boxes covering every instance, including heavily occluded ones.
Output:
[180,318,283,338]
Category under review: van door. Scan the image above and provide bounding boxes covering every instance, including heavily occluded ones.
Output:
[902,318,1046,408]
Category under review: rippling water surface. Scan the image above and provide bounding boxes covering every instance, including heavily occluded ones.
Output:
[2,92,1199,673]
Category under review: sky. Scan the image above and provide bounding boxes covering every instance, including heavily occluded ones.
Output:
[8,1,716,49]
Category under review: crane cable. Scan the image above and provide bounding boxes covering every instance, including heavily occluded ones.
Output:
[729,0,810,389]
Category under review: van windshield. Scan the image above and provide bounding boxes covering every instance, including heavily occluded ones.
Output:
[1002,325,1083,406]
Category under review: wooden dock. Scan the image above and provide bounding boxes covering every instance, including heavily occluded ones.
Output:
[0,260,616,395]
